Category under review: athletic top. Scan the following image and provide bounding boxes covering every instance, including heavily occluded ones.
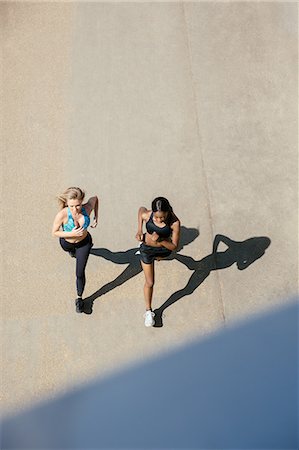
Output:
[145,212,172,238]
[62,207,90,232]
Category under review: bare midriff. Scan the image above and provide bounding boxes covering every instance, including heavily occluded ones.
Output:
[65,229,88,244]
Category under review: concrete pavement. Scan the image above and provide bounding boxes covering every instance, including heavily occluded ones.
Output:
[2,2,297,441]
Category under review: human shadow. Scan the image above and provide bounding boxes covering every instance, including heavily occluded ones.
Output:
[82,226,200,314]
[153,234,271,327]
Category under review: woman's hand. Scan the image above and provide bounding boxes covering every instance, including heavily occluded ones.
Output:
[149,233,163,247]
[149,232,159,242]
[71,226,85,237]
[135,231,143,242]
[91,218,98,228]
[144,232,162,247]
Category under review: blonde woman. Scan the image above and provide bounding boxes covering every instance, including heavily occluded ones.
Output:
[52,187,98,313]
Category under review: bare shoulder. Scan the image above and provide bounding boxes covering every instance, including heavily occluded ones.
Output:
[57,207,67,219]
[171,214,180,228]
[83,196,97,214]
[142,209,152,221]
[53,207,67,226]
[83,200,91,214]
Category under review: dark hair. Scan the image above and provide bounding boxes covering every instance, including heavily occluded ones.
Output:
[152,197,173,214]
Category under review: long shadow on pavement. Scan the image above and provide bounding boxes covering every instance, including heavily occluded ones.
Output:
[153,234,271,327]
[83,226,199,313]
[84,231,271,322]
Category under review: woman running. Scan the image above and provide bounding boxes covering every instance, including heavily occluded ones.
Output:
[52,187,99,313]
[136,197,180,327]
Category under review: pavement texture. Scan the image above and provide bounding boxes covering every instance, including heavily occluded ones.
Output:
[1,2,298,447]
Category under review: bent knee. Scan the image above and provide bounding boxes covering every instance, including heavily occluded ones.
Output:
[145,279,154,288]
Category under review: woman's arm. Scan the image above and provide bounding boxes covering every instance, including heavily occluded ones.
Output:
[135,207,148,241]
[158,220,181,251]
[51,210,85,239]
[85,196,99,228]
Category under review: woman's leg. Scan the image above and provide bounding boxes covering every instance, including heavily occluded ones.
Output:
[75,238,93,298]
[141,261,155,310]
[141,261,155,327]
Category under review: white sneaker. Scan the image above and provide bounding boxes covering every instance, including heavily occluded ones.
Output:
[144,310,155,327]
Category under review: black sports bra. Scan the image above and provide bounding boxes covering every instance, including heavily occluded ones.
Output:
[145,212,172,238]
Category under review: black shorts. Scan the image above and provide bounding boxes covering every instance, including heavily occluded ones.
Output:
[139,243,172,264]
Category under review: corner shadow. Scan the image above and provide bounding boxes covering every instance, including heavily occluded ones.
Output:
[153,234,271,327]
[2,302,296,449]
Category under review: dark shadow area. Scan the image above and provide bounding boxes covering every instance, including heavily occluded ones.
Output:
[2,301,297,449]
[153,234,271,327]
[83,226,199,314]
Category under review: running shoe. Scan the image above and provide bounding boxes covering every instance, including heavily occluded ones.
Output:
[152,309,164,327]
[144,310,155,327]
[75,298,84,313]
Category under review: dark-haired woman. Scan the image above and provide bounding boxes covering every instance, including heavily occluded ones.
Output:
[136,197,180,327]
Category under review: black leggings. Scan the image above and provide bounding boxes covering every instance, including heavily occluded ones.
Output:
[59,233,93,297]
